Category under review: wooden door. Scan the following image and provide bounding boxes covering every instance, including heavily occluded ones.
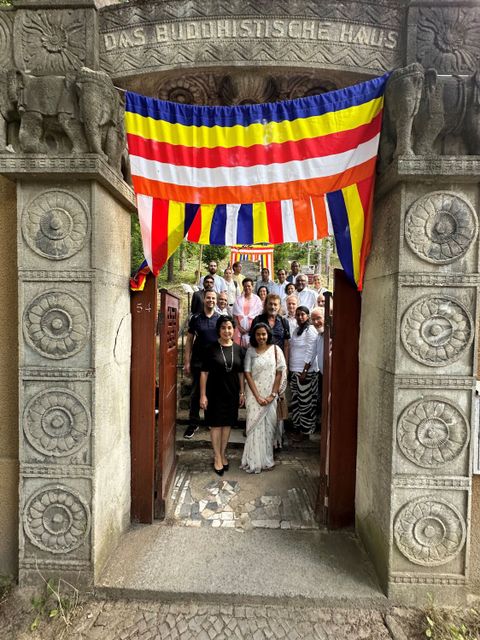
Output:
[154,289,180,519]
[130,274,157,523]
[317,268,362,528]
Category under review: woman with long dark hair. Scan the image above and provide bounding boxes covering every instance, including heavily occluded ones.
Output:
[288,306,318,439]
[200,316,245,475]
[241,323,286,473]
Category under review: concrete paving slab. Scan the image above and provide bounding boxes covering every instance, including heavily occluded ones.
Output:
[96,525,387,608]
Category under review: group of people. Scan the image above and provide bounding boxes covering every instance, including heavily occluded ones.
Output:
[184,260,329,475]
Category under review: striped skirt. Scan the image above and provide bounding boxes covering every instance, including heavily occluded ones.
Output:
[290,372,318,435]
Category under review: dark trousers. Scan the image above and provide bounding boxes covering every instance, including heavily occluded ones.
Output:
[189,366,202,425]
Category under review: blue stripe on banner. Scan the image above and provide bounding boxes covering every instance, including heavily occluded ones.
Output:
[125,73,389,127]
[210,205,227,244]
[184,203,199,236]
[237,205,254,244]
[326,190,355,285]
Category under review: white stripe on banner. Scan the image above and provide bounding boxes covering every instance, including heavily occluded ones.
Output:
[225,204,241,246]
[136,194,153,269]
[281,200,297,242]
[324,195,334,235]
[129,135,380,188]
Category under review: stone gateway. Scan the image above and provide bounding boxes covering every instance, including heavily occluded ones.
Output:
[0,0,479,607]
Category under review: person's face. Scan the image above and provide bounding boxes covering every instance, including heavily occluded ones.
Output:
[255,327,268,346]
[286,284,295,296]
[208,261,217,274]
[291,262,300,275]
[317,293,325,307]
[261,269,269,281]
[313,275,321,288]
[217,294,228,309]
[296,308,309,325]
[311,311,324,332]
[219,320,234,341]
[258,288,267,302]
[287,298,297,315]
[267,298,280,316]
[277,270,286,283]
[296,276,307,291]
[224,268,232,280]
[233,263,241,274]
[204,291,217,309]
[204,277,214,291]
[243,281,253,295]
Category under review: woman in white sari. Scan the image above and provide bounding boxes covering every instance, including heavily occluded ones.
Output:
[232,278,264,348]
[241,323,287,474]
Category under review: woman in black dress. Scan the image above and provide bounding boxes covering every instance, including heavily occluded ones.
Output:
[200,316,245,476]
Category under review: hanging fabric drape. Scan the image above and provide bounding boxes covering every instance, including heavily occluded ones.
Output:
[125,73,389,290]
[230,245,274,275]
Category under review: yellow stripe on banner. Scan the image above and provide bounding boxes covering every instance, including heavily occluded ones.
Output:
[198,204,216,244]
[342,184,365,284]
[125,97,383,150]
[167,200,186,259]
[252,202,269,244]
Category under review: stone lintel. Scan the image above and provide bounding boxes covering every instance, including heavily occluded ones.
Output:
[376,156,480,199]
[0,155,136,212]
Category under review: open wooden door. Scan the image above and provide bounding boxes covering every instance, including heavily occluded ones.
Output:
[154,289,180,519]
[317,268,362,528]
[130,273,157,523]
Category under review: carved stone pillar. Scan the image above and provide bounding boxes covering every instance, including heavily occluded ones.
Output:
[357,158,479,605]
[0,155,135,585]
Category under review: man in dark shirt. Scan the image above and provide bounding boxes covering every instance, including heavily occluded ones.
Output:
[190,274,215,315]
[286,260,301,284]
[250,293,290,364]
[183,290,219,438]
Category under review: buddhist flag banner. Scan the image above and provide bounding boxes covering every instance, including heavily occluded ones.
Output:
[125,73,389,289]
[230,245,274,276]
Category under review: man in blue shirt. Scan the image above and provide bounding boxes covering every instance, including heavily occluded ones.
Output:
[183,290,219,438]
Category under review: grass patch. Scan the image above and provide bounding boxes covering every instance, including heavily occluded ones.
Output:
[0,575,13,607]
[424,604,480,640]
[30,576,81,637]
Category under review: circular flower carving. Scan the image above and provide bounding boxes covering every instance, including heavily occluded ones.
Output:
[405,192,477,264]
[24,291,90,360]
[394,497,466,566]
[417,7,480,73]
[397,397,469,468]
[401,296,472,367]
[24,388,91,457]
[16,10,86,74]
[24,485,90,554]
[22,190,89,260]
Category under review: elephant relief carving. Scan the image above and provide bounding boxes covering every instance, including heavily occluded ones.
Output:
[0,67,128,175]
[379,62,480,171]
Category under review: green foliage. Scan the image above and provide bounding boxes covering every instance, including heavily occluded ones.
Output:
[30,576,80,635]
[202,245,229,267]
[131,215,145,272]
[423,601,480,640]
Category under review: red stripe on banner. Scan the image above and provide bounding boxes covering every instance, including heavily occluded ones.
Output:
[311,196,329,238]
[293,198,314,243]
[151,198,169,274]
[266,201,284,244]
[131,157,377,205]
[126,114,382,169]
[186,206,202,243]
[356,175,375,291]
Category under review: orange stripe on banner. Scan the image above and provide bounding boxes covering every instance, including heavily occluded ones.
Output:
[131,158,376,205]
[293,198,314,243]
[311,196,329,238]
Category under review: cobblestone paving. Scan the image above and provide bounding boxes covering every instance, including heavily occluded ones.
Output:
[168,449,319,531]
[1,598,401,640]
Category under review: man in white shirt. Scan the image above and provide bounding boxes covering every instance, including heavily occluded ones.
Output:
[255,267,275,293]
[199,260,227,293]
[223,266,239,309]
[295,274,317,310]
[271,267,288,303]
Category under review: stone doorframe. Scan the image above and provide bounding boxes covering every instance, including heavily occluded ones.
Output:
[0,0,479,605]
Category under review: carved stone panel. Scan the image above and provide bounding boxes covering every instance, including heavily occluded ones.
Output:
[22,189,90,261]
[400,295,473,368]
[23,290,91,360]
[405,192,477,265]
[0,10,14,69]
[397,396,470,469]
[393,496,466,567]
[23,484,91,555]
